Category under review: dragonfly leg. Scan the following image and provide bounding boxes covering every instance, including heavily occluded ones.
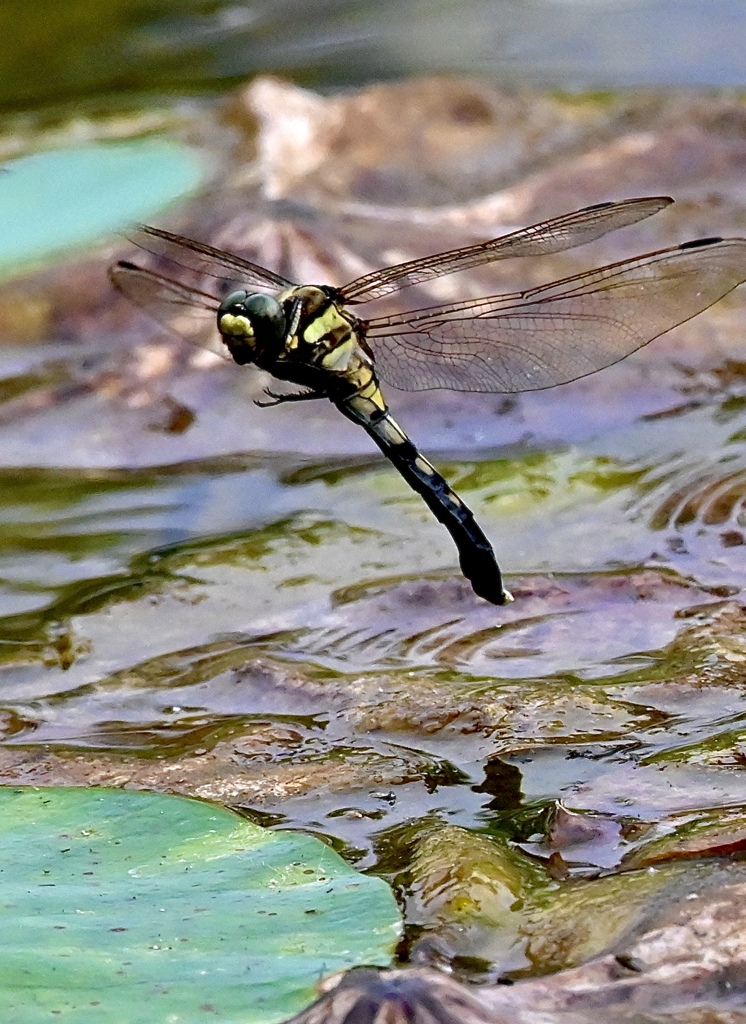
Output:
[254,387,325,408]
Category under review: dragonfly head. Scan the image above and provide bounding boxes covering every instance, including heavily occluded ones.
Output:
[217,290,286,365]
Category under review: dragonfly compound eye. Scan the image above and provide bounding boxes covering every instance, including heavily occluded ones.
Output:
[217,291,286,364]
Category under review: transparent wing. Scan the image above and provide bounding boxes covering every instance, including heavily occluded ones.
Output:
[340,196,673,303]
[127,225,296,291]
[109,260,228,359]
[365,238,746,392]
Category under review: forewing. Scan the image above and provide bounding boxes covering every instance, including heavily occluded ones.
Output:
[341,196,672,303]
[109,261,228,359]
[365,238,746,392]
[128,225,296,291]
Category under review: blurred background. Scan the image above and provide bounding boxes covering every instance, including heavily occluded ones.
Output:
[3,0,746,115]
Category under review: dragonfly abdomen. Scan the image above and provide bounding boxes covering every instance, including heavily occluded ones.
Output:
[339,392,513,606]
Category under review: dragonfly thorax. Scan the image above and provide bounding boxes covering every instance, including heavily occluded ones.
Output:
[217,290,286,365]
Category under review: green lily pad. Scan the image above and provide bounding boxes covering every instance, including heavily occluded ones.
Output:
[0,141,204,278]
[0,787,400,1022]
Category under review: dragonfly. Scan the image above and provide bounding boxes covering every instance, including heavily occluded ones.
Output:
[109,196,746,605]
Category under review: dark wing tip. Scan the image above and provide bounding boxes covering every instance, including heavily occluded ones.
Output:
[581,196,674,214]
[679,236,724,250]
[108,259,139,288]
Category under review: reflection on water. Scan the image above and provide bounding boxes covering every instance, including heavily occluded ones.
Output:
[0,372,746,812]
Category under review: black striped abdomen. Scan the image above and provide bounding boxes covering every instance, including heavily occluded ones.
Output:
[338,393,512,606]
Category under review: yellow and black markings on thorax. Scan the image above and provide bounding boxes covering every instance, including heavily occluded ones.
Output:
[217,283,383,405]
